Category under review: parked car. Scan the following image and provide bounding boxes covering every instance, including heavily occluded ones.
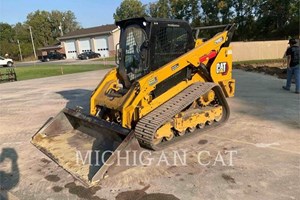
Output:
[40,52,66,62]
[0,56,14,67]
[78,51,101,60]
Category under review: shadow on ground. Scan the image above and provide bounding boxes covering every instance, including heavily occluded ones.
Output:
[115,185,180,200]
[57,89,93,114]
[0,148,19,200]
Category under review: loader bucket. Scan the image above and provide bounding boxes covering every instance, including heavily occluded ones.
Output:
[31,108,142,186]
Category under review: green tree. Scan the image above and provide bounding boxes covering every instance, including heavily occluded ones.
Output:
[255,0,299,40]
[13,23,33,58]
[0,10,80,60]
[25,10,81,48]
[218,0,234,24]
[156,0,171,18]
[113,0,147,21]
[147,0,170,18]
[201,0,220,25]
[0,23,15,42]
[50,10,81,39]
[189,0,201,26]
[26,10,53,47]
[0,23,18,58]
[148,2,159,17]
[147,0,200,24]
[285,0,300,39]
[170,0,192,20]
[231,0,259,40]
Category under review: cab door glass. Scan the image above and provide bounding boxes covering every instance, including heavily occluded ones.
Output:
[124,26,147,81]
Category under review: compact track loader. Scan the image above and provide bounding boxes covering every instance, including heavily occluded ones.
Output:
[32,17,236,185]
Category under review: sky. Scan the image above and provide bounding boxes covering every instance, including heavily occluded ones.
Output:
[0,0,153,28]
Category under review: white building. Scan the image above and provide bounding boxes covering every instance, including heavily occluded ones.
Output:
[58,24,120,59]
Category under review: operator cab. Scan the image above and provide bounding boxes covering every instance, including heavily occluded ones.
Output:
[116,17,195,88]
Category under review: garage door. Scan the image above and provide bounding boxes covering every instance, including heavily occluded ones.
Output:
[94,36,109,57]
[65,40,77,59]
[79,38,91,53]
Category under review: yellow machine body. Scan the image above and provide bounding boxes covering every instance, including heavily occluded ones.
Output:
[90,31,235,129]
[32,18,236,185]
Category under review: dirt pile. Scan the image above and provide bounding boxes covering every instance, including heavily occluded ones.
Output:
[233,63,287,79]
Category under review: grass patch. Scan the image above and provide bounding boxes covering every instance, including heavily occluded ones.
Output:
[93,56,115,62]
[233,58,285,65]
[0,64,113,81]
[1,58,285,82]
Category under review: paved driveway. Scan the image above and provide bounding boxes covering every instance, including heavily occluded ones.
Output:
[0,69,299,200]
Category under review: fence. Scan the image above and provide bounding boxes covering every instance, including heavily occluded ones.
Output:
[231,40,289,62]
[0,68,17,83]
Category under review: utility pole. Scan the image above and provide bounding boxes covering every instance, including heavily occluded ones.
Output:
[29,26,37,59]
[17,39,23,61]
[59,22,64,36]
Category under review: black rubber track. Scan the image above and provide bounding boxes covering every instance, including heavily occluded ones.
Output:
[134,82,230,150]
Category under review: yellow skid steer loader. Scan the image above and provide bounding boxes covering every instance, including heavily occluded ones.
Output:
[32,17,236,185]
